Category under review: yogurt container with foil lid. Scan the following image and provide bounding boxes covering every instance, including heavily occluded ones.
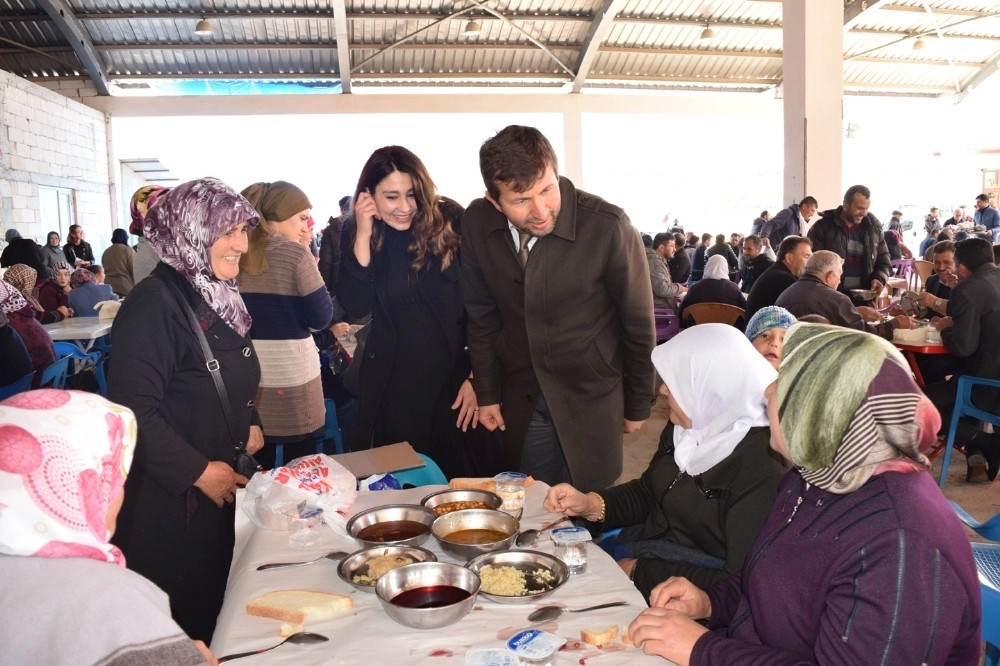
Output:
[465,647,520,666]
[506,629,566,664]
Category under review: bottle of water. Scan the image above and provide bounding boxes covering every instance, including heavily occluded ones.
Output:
[926,323,941,344]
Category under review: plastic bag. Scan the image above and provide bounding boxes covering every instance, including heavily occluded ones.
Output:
[243,453,358,532]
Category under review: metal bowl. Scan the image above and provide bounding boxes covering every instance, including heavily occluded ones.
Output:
[431,509,519,561]
[466,550,569,604]
[345,504,437,549]
[420,488,503,515]
[375,561,481,629]
[337,545,438,593]
[850,288,878,301]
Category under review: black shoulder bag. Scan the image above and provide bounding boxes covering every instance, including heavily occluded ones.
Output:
[164,279,263,478]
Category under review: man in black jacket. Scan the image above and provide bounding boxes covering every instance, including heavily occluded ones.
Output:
[738,235,773,294]
[807,185,893,304]
[924,238,1000,482]
[760,197,818,247]
[744,235,812,320]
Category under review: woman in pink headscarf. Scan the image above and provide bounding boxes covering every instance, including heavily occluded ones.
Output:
[0,390,215,664]
[0,280,55,383]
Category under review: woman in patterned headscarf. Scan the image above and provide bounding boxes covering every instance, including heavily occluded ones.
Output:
[2,263,71,323]
[129,184,171,284]
[0,390,215,664]
[238,181,334,468]
[107,177,262,642]
[628,324,981,666]
[36,260,72,316]
[0,280,55,382]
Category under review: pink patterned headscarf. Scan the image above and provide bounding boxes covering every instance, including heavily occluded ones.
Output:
[0,280,30,314]
[129,185,171,236]
[144,177,260,337]
[0,390,137,565]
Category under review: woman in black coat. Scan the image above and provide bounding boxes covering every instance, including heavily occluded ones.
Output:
[337,146,503,478]
[679,255,747,326]
[107,178,262,643]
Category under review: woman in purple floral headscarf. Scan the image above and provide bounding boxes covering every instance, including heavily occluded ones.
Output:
[106,177,264,642]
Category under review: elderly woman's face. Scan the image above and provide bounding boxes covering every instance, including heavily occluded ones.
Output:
[47,233,60,247]
[752,327,787,370]
[210,221,250,280]
[765,382,791,462]
[272,208,310,241]
[54,268,69,287]
[659,383,692,429]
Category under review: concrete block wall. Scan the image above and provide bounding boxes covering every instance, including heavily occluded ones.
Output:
[0,70,113,251]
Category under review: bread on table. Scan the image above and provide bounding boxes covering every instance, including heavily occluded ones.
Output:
[246,590,353,625]
[448,476,535,493]
[581,625,619,646]
[278,622,304,637]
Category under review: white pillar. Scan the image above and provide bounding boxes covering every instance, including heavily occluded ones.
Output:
[782,0,844,216]
[562,99,584,186]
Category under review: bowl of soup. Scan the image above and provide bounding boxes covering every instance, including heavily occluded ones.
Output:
[346,504,437,549]
[376,561,481,629]
[431,509,519,561]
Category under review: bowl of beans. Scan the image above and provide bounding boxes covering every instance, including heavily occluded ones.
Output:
[420,489,503,516]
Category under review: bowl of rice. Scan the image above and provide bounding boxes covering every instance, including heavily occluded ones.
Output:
[338,545,438,592]
[465,550,569,604]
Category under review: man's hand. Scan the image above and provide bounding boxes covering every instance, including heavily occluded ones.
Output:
[936,316,954,331]
[624,419,645,434]
[870,278,884,294]
[761,236,771,248]
[628,608,708,666]
[893,315,913,330]
[856,306,881,323]
[477,404,506,432]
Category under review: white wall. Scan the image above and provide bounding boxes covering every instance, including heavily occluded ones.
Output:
[0,71,113,253]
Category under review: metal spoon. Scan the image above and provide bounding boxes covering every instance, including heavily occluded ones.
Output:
[256,550,349,571]
[217,631,329,663]
[527,601,629,623]
[514,515,570,548]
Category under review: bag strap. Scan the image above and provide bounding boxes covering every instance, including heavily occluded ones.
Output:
[162,277,245,453]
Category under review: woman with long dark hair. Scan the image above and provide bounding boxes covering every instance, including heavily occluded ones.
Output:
[337,146,501,478]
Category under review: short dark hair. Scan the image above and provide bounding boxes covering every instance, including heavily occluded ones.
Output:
[673,232,686,248]
[760,210,769,218]
[932,240,955,256]
[641,233,653,248]
[652,232,673,250]
[937,230,952,242]
[776,235,810,262]
[843,185,870,203]
[701,232,712,243]
[954,237,993,272]
[892,210,902,216]
[338,196,352,213]
[479,125,558,200]
[977,194,990,203]
[743,234,761,249]
[715,234,726,245]
[799,196,818,207]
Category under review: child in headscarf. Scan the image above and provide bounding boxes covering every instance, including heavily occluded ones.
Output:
[629,324,981,665]
[0,390,213,664]
[545,324,784,601]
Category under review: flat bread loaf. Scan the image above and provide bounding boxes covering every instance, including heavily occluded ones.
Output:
[448,476,535,493]
[246,590,353,624]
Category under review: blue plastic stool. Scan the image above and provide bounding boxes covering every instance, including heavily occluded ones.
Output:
[38,356,70,389]
[950,501,1000,542]
[394,454,447,487]
[0,371,35,400]
[938,375,1000,487]
[53,341,106,396]
[972,542,1000,666]
[323,398,345,454]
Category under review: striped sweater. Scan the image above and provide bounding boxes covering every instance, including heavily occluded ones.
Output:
[239,234,333,440]
[695,469,981,665]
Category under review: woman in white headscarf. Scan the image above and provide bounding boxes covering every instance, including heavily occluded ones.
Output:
[544,324,785,601]
[678,254,747,326]
[0,390,215,665]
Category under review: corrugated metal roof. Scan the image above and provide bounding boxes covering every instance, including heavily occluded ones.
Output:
[0,0,997,96]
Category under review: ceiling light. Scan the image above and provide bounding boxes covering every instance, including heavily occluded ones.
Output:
[195,17,213,36]
[463,19,481,37]
[912,37,925,50]
[700,26,715,40]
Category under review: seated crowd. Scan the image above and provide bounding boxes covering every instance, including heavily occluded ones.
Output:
[0,136,995,664]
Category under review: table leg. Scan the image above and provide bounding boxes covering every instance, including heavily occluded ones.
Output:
[904,350,926,387]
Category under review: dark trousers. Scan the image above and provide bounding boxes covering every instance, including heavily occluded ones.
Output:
[519,393,572,486]
[924,378,982,444]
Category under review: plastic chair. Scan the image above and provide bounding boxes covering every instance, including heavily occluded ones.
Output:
[393,453,447,488]
[682,302,745,328]
[0,372,35,400]
[53,341,106,396]
[323,398,345,455]
[913,259,934,292]
[938,375,1000,487]
[653,307,680,344]
[949,501,1000,542]
[38,355,71,389]
[971,542,1000,666]
[273,440,324,468]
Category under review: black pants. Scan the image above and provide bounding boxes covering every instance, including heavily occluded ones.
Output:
[519,393,572,486]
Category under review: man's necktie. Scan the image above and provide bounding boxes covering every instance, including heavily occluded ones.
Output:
[518,230,531,270]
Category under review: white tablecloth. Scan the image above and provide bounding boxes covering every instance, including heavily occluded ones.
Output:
[211,483,673,665]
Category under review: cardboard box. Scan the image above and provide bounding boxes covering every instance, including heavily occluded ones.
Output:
[331,442,425,478]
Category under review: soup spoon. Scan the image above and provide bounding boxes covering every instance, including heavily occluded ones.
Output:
[514,515,569,548]
[256,550,349,571]
[527,601,629,623]
[217,631,329,662]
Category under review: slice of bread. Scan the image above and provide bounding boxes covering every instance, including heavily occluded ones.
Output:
[278,622,304,637]
[448,476,536,493]
[581,625,619,646]
[247,590,353,624]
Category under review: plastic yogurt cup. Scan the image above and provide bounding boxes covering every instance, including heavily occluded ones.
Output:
[506,629,566,665]
[465,648,519,666]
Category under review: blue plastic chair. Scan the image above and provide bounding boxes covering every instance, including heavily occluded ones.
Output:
[938,375,1000,487]
[972,542,1000,666]
[0,372,35,400]
[393,454,447,487]
[38,355,70,389]
[53,341,106,396]
[950,501,1000,542]
[323,398,345,455]
[273,440,324,468]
